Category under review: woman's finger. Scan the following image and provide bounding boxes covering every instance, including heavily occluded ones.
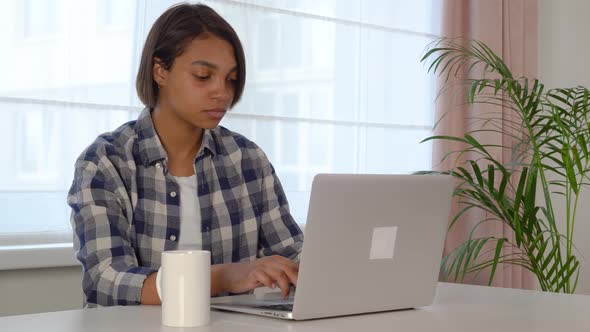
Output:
[270,257,299,286]
[263,267,292,298]
[252,269,274,289]
[282,266,298,286]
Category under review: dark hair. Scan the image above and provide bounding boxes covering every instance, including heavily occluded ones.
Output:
[136,3,246,108]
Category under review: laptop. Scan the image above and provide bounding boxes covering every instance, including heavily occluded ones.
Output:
[211,174,454,320]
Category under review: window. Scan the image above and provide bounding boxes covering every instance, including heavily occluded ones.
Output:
[213,0,440,223]
[98,0,137,30]
[0,0,440,266]
[22,0,65,40]
[1,0,139,260]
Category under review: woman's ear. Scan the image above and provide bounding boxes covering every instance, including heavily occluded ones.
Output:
[152,57,168,87]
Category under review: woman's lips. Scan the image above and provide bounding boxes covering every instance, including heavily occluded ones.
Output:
[205,109,226,119]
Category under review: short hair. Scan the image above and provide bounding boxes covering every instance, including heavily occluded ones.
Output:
[136,3,246,108]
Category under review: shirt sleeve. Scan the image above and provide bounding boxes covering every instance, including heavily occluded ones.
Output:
[255,149,304,262]
[67,155,156,307]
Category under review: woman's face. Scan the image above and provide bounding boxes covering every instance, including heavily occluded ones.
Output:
[154,34,238,129]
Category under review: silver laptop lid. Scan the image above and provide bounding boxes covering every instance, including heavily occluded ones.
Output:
[292,174,453,320]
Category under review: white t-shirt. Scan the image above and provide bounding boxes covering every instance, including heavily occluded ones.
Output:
[173,174,202,250]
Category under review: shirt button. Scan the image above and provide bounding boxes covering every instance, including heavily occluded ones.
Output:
[169,235,176,241]
[155,163,161,168]
[170,191,177,198]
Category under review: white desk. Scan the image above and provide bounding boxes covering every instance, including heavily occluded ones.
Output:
[1,282,589,331]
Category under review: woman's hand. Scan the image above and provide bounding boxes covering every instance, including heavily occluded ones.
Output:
[213,255,299,298]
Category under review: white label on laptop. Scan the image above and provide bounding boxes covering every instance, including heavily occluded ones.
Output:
[369,226,398,260]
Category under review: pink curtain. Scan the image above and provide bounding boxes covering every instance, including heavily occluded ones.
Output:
[434,0,538,289]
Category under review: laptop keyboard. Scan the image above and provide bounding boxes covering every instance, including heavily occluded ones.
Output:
[251,303,293,312]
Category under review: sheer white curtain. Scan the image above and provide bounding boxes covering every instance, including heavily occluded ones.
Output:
[0,0,439,249]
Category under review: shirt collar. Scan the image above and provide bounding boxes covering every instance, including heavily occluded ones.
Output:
[136,108,218,167]
[201,127,217,157]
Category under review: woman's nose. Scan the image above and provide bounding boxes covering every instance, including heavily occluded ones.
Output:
[211,78,231,103]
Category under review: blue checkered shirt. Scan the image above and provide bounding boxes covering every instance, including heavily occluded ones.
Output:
[67,108,303,308]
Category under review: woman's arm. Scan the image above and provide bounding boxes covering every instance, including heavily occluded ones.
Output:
[68,156,156,307]
[255,150,304,260]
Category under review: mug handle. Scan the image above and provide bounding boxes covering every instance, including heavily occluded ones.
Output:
[156,267,163,302]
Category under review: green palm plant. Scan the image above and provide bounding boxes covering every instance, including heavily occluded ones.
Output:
[420,38,590,293]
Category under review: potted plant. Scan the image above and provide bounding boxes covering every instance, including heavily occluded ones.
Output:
[420,38,589,293]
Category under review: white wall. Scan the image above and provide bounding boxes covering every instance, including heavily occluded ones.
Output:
[0,266,82,316]
[538,0,590,295]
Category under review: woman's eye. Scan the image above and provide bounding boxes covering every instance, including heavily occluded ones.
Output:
[194,74,210,80]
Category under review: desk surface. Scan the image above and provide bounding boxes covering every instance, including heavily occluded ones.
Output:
[2,282,589,331]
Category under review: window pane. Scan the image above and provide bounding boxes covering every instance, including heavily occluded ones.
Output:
[364,29,436,126]
[235,0,362,22]
[0,100,136,241]
[210,0,361,122]
[231,0,440,35]
[365,127,433,174]
[2,0,137,105]
[362,0,441,35]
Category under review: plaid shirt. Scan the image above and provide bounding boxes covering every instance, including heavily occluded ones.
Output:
[67,108,303,308]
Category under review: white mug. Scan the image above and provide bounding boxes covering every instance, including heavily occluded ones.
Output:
[156,250,211,327]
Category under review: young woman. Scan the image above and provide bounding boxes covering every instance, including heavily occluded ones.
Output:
[67,3,303,308]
